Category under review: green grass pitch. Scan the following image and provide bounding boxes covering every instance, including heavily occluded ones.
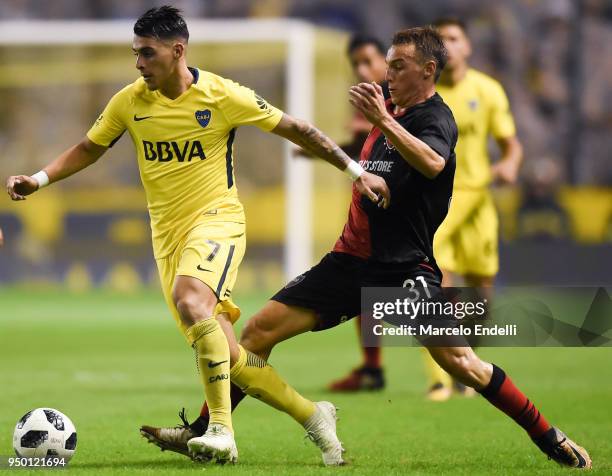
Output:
[1,288,610,475]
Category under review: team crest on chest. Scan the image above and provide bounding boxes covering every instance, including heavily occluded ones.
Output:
[384,135,396,153]
[195,109,212,128]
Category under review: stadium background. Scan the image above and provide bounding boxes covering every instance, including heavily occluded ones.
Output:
[0,0,610,290]
[0,1,611,474]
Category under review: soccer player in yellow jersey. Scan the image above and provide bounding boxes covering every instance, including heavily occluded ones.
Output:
[423,17,524,401]
[6,6,389,465]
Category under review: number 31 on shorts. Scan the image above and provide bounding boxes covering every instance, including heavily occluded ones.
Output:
[402,276,431,301]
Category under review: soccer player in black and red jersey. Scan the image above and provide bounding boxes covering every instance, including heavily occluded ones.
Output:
[144,27,591,469]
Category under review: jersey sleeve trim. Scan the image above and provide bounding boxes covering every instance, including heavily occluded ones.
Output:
[225,128,237,189]
[108,130,126,147]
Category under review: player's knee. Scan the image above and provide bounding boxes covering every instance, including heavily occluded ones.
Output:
[173,291,204,325]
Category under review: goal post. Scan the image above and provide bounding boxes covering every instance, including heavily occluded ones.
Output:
[0,19,337,281]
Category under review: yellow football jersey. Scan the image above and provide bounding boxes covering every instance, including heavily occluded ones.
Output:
[87,68,283,258]
[437,68,516,189]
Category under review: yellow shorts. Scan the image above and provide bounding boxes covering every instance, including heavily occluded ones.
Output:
[156,220,246,339]
[433,188,498,277]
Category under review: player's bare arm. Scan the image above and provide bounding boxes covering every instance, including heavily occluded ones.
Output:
[6,137,107,201]
[271,113,390,208]
[491,135,523,185]
[349,82,445,179]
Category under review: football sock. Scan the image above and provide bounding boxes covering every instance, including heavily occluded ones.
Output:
[479,364,551,438]
[186,318,233,434]
[192,384,246,436]
[230,344,316,424]
[356,317,382,368]
[421,348,453,388]
[363,347,381,369]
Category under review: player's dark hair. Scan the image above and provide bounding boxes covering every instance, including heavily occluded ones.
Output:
[433,17,469,35]
[347,34,386,57]
[134,5,189,42]
[391,27,448,82]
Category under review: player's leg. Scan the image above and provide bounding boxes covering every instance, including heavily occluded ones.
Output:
[140,274,235,460]
[142,222,245,463]
[428,189,480,400]
[327,317,385,392]
[140,312,245,456]
[232,300,318,417]
[174,276,232,429]
[427,346,591,468]
[232,299,345,465]
[179,224,246,463]
[190,302,320,433]
[188,311,246,434]
[186,300,343,465]
[146,252,359,464]
[221,252,363,465]
[172,275,238,463]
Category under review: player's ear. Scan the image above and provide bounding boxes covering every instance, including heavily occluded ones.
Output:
[423,60,436,80]
[173,42,185,59]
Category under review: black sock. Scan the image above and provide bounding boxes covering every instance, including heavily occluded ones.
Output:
[189,415,209,436]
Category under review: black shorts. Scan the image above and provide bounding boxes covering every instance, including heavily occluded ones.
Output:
[271,252,441,331]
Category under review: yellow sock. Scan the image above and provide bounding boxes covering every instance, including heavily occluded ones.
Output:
[186,318,232,433]
[230,345,315,425]
[421,348,453,388]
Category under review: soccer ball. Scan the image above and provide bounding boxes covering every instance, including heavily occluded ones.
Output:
[13,408,77,460]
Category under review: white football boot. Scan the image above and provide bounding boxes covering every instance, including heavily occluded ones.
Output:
[303,401,345,466]
[187,424,238,464]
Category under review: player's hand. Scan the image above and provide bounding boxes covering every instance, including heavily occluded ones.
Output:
[491,160,519,185]
[355,172,391,209]
[6,175,39,201]
[349,82,390,127]
[0,227,4,247]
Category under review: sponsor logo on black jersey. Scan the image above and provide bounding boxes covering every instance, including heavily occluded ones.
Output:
[384,135,396,152]
[142,140,206,162]
[361,159,394,173]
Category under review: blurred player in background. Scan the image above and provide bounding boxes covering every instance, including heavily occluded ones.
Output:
[327,34,390,392]
[340,35,390,159]
[425,17,524,401]
[5,5,389,465]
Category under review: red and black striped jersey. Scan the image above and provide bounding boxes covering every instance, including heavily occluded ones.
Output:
[334,93,457,273]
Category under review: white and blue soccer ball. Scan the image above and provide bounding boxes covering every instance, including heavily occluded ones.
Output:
[13,408,77,460]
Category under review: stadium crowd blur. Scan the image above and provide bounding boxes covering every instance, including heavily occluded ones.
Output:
[2,0,611,184]
[0,0,610,288]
